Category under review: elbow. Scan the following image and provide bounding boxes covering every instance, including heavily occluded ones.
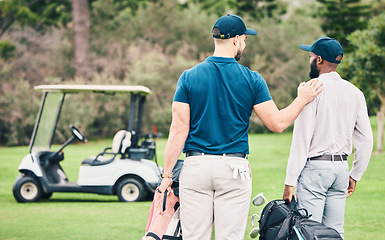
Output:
[268,122,286,133]
[170,122,189,136]
[273,128,285,134]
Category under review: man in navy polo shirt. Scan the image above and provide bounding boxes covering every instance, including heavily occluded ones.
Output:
[159,14,322,240]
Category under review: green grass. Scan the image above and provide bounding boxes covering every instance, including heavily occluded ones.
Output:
[0,130,384,239]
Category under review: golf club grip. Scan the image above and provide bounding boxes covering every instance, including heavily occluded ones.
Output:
[162,190,168,212]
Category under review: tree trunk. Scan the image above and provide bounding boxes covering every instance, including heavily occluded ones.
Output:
[71,0,90,80]
[377,100,385,153]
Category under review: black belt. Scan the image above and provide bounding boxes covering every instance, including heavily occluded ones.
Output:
[186,151,247,159]
[309,154,347,161]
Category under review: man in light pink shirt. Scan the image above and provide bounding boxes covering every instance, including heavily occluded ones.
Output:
[283,37,373,238]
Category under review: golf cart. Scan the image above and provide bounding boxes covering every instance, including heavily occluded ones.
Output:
[13,85,162,203]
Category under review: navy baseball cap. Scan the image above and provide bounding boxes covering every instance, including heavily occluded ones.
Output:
[300,37,343,64]
[213,14,257,39]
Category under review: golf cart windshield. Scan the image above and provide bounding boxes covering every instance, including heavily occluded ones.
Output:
[30,85,151,153]
[30,92,64,153]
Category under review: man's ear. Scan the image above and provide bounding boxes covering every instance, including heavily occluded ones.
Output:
[233,35,239,46]
[317,56,323,65]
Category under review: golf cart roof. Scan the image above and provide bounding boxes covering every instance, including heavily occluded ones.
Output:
[30,84,151,153]
[34,85,152,95]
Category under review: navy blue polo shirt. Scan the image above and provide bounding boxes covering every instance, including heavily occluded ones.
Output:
[173,56,272,154]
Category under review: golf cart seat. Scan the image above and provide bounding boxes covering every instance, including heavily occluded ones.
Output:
[82,130,132,166]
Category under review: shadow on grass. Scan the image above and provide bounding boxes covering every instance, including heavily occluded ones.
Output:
[38,198,154,203]
[41,198,122,203]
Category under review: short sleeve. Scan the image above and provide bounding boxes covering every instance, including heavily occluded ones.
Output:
[173,71,189,103]
[253,73,272,105]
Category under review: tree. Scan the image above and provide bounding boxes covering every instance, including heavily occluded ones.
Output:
[0,0,72,38]
[316,0,371,52]
[185,0,287,20]
[71,0,90,79]
[0,0,71,59]
[339,13,385,153]
[365,0,385,16]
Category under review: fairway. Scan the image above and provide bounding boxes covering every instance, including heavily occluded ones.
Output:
[0,132,384,240]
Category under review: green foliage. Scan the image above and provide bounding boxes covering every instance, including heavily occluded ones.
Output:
[316,0,371,52]
[0,80,40,146]
[187,0,287,20]
[0,26,74,84]
[0,0,333,145]
[363,0,385,16]
[0,40,15,59]
[339,13,385,112]
[91,0,214,60]
[0,0,72,38]
[243,11,324,109]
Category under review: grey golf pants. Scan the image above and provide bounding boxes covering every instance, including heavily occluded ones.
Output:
[295,160,349,238]
[179,155,252,240]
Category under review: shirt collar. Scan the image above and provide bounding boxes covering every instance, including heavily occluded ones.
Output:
[206,56,237,63]
[318,71,341,80]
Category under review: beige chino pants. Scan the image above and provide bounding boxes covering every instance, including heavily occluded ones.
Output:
[179,155,252,240]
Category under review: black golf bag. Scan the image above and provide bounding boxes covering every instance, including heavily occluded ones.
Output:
[258,199,292,240]
[259,199,343,240]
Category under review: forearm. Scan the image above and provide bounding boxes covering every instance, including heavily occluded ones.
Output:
[163,124,189,174]
[254,98,307,133]
[163,102,190,174]
[254,79,322,133]
[350,99,373,181]
[275,97,308,132]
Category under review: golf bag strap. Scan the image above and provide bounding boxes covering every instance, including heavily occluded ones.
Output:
[162,236,182,240]
[146,232,161,240]
[276,213,294,240]
[260,201,277,229]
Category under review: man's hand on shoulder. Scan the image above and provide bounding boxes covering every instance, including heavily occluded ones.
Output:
[297,79,323,104]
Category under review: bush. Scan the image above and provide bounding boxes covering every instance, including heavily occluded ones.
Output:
[0,80,39,146]
[0,40,16,59]
[0,26,73,84]
[0,0,328,145]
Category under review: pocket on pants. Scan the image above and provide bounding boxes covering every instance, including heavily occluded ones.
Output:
[298,167,334,193]
[179,158,201,186]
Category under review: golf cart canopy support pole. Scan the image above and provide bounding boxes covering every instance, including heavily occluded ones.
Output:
[128,93,137,133]
[136,95,146,136]
[133,95,146,147]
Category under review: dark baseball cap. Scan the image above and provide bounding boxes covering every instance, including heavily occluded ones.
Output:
[213,14,257,39]
[300,37,343,64]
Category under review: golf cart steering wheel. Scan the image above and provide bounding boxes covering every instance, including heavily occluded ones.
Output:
[70,124,87,143]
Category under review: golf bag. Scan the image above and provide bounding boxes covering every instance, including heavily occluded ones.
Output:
[142,160,184,240]
[276,203,342,240]
[259,199,343,240]
[258,199,292,240]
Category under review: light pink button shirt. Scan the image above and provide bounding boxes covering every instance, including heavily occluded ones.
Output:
[285,72,373,186]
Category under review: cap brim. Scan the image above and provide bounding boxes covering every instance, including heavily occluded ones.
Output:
[299,44,312,51]
[245,28,257,35]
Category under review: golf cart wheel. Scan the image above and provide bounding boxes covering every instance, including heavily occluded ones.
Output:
[116,178,146,202]
[13,176,42,203]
